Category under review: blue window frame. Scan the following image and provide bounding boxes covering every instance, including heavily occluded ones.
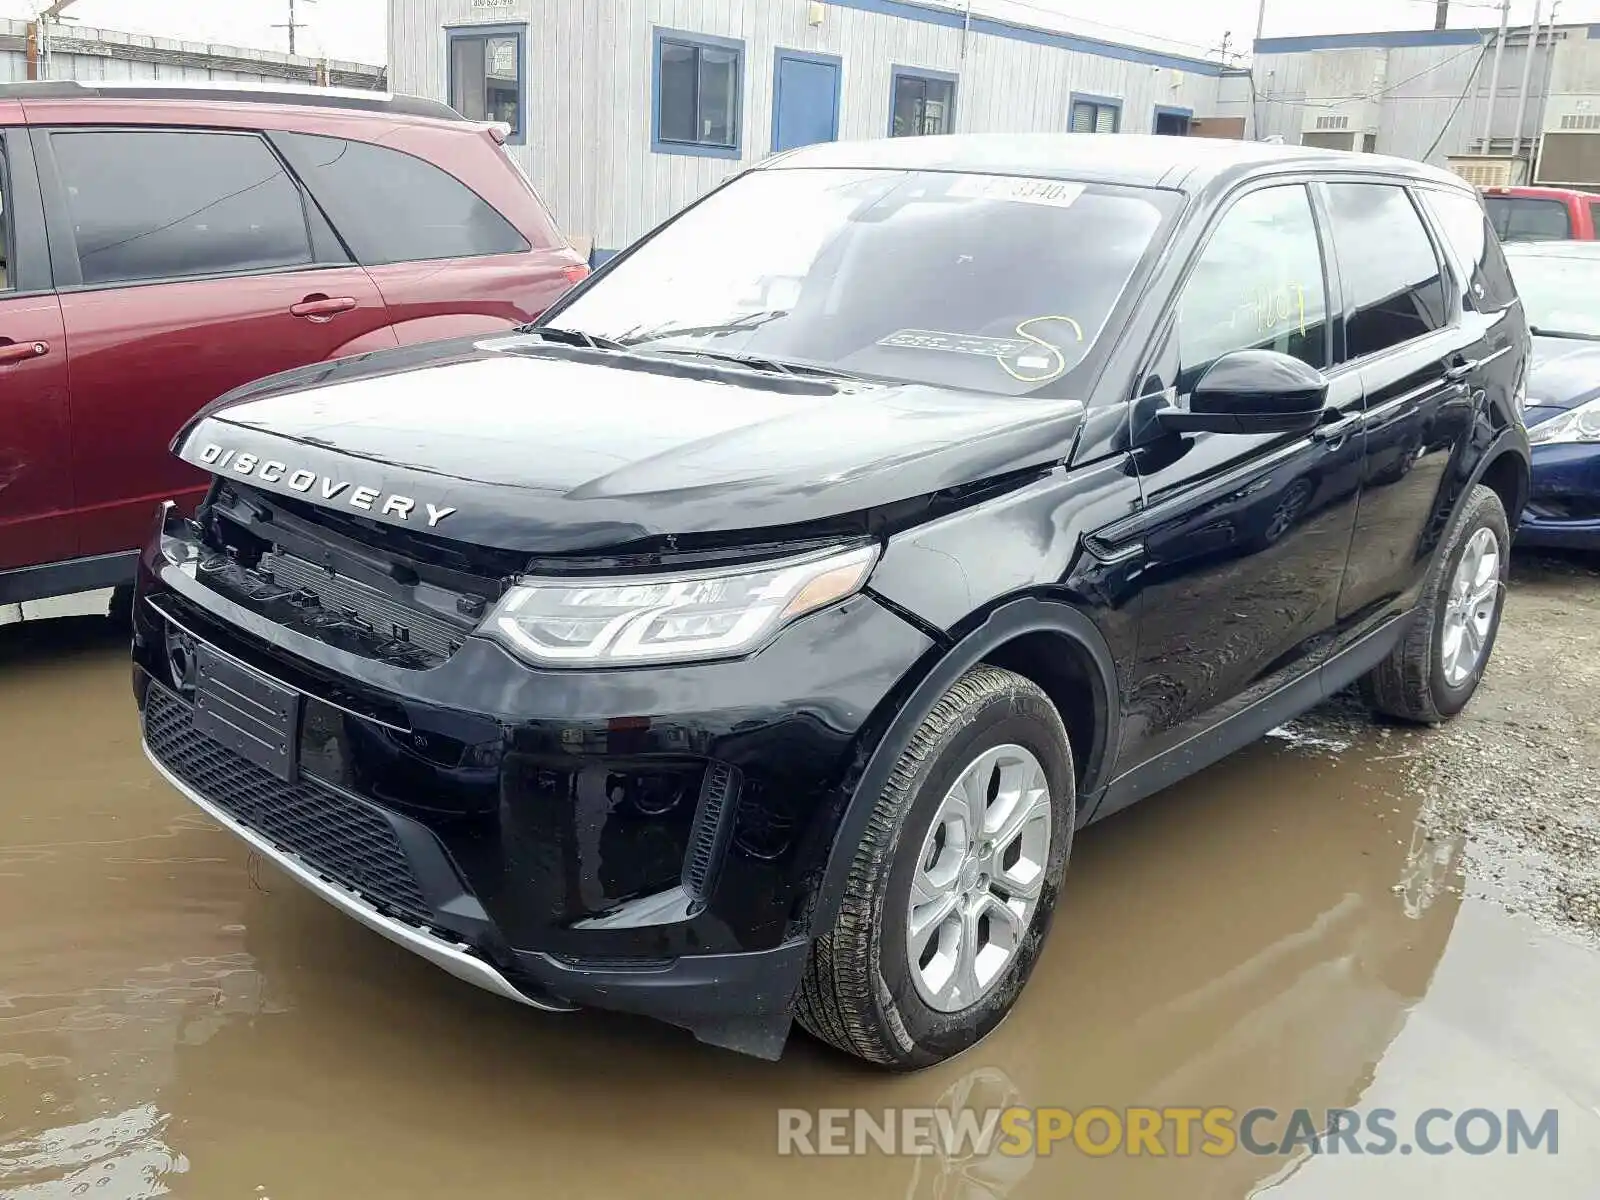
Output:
[1153,104,1193,135]
[446,24,527,145]
[889,65,957,137]
[1069,91,1122,134]
[652,27,744,159]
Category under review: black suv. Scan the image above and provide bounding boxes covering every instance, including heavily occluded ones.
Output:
[133,135,1530,1068]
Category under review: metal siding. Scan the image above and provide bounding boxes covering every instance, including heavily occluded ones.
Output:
[391,0,1227,253]
[1253,32,1595,165]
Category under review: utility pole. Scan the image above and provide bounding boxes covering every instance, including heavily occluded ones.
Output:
[1435,0,1450,30]
[1531,1,1561,177]
[1480,0,1511,151]
[25,0,77,80]
[1512,0,1544,158]
[272,0,315,57]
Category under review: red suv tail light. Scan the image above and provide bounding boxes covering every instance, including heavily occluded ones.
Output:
[562,263,591,284]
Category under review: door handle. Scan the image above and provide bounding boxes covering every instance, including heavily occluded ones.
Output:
[1310,411,1361,443]
[290,295,358,322]
[0,339,50,365]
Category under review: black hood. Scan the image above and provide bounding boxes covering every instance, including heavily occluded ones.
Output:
[174,337,1086,554]
[1528,334,1600,414]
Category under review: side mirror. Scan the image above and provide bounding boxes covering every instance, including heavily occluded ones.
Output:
[1157,350,1329,436]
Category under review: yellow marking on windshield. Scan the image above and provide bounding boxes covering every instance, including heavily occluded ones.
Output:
[997,315,1084,384]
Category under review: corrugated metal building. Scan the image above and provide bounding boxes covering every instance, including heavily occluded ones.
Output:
[388,0,1236,261]
[0,18,383,88]
[1240,24,1600,186]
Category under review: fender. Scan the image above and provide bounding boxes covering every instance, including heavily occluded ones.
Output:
[386,314,520,347]
[1451,424,1531,537]
[806,595,1121,938]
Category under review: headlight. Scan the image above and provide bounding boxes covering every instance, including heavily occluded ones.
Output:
[482,544,879,667]
[1528,396,1600,446]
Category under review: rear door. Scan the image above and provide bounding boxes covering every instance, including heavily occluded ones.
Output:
[270,131,579,342]
[35,126,395,557]
[1320,182,1484,631]
[0,118,73,578]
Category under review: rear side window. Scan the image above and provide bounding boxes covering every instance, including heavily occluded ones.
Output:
[1484,196,1572,241]
[1323,183,1448,360]
[1418,189,1518,311]
[272,132,528,266]
[50,130,313,286]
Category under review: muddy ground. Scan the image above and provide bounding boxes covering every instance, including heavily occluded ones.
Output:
[1,552,1597,1198]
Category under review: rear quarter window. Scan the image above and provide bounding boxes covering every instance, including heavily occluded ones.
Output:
[271,131,529,266]
[1418,188,1519,312]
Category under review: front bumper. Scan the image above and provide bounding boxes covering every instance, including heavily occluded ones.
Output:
[133,529,932,1057]
[1518,441,1600,550]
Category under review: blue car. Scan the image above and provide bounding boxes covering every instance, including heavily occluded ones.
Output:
[1504,240,1600,550]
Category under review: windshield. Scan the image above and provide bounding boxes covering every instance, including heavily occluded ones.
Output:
[548,167,1178,396]
[1505,249,1600,338]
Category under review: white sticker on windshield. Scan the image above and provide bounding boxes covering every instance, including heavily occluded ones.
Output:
[946,175,1086,209]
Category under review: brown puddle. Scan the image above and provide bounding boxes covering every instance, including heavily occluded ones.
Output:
[2,618,1598,1198]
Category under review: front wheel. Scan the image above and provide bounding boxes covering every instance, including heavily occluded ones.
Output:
[1359,483,1510,724]
[796,666,1074,1069]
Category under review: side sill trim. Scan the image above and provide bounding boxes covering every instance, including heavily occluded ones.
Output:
[142,739,575,1014]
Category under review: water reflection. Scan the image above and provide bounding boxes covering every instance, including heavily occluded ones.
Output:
[5,633,1599,1198]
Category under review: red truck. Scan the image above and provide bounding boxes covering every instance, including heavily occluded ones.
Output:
[1,81,587,611]
[1482,185,1600,242]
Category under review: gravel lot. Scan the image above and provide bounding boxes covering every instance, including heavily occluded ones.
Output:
[1304,549,1600,939]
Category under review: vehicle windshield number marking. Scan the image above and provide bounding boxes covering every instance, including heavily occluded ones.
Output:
[946,175,1086,210]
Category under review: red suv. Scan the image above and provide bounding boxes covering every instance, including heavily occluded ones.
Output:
[1483,185,1600,241]
[1,81,586,610]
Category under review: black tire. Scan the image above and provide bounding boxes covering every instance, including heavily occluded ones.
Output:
[796,666,1074,1069]
[1359,484,1510,724]
[107,584,134,629]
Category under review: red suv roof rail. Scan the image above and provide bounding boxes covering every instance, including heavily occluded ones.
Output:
[0,80,464,123]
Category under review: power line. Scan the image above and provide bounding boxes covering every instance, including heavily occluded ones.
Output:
[1422,35,1495,158]
[955,0,1227,58]
[1257,35,1493,106]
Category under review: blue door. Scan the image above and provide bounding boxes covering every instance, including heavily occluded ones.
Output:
[772,50,841,153]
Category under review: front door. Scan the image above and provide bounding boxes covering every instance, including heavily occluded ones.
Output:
[35,126,396,558]
[0,121,74,577]
[1109,183,1366,793]
[772,51,841,153]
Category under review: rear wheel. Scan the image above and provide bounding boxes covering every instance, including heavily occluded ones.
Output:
[796,666,1074,1069]
[1360,484,1509,724]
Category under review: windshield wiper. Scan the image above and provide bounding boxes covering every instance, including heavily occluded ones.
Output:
[514,325,631,352]
[1529,325,1600,342]
[618,310,791,346]
[640,347,861,381]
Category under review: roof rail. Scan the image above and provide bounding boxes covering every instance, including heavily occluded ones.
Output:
[0,80,463,123]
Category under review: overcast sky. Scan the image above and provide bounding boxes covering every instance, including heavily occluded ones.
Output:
[1,0,1598,65]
